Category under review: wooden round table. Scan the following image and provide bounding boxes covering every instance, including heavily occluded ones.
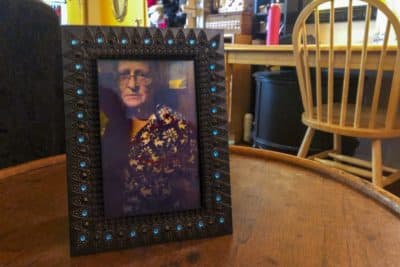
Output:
[1,146,400,266]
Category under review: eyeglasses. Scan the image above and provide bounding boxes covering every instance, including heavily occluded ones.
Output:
[117,70,152,85]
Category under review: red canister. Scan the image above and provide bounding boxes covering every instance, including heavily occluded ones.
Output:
[266,1,281,45]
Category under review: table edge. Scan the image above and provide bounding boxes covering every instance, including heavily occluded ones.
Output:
[224,44,398,52]
[230,145,400,216]
[0,154,66,180]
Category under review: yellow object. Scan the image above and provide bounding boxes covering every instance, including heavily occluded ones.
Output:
[99,111,109,136]
[67,0,147,26]
[169,79,187,89]
[66,0,87,24]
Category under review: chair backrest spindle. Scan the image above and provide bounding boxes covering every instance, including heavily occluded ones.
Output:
[385,53,400,129]
[314,8,323,122]
[340,0,353,126]
[302,23,314,119]
[327,0,335,124]
[353,4,372,127]
[369,20,391,128]
[295,28,310,116]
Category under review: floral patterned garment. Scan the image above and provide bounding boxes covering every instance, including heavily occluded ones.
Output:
[123,105,200,216]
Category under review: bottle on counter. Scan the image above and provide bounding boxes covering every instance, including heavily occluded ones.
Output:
[266,0,281,45]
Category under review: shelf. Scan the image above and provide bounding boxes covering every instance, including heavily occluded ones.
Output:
[255,12,267,17]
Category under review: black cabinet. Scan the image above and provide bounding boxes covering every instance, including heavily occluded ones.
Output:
[252,70,308,153]
[252,70,359,155]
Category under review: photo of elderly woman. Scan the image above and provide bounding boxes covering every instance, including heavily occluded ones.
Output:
[97,59,200,218]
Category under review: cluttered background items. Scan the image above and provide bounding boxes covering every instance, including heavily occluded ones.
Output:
[148,0,187,28]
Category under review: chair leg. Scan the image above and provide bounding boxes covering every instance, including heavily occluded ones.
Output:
[298,127,315,158]
[333,134,342,154]
[372,139,383,187]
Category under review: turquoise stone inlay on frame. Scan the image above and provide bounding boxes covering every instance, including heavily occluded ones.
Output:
[77,136,85,144]
[80,184,87,192]
[129,230,136,238]
[75,64,82,71]
[79,234,86,242]
[153,227,159,235]
[81,209,88,217]
[144,38,151,45]
[76,88,84,96]
[71,39,79,46]
[76,112,84,119]
[79,161,87,168]
[105,233,113,241]
[213,150,219,158]
[197,220,204,228]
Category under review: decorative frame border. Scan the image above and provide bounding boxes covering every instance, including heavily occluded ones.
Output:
[61,26,232,256]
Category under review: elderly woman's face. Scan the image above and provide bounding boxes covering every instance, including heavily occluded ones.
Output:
[117,61,152,108]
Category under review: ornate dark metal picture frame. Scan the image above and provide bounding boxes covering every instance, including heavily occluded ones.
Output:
[61,26,232,256]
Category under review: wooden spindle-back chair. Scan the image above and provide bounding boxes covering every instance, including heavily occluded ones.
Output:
[293,0,400,187]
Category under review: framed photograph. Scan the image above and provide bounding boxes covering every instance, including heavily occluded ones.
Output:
[61,26,232,256]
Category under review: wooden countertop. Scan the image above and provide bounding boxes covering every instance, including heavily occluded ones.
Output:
[225,44,399,51]
[224,44,398,70]
[1,147,400,266]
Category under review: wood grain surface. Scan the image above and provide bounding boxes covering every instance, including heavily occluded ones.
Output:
[1,147,400,267]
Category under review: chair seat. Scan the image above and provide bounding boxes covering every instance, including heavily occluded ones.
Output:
[302,104,400,138]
